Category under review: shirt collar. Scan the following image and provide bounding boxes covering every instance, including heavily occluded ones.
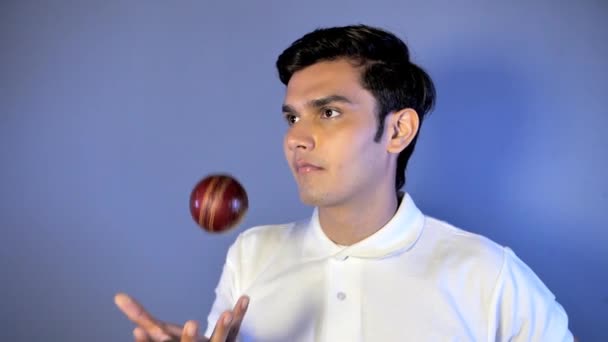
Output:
[300,192,425,260]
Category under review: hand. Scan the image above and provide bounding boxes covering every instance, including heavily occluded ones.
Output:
[114,292,250,342]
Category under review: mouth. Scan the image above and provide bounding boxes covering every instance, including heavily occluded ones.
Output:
[294,161,324,174]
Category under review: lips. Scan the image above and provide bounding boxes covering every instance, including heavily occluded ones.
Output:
[294,160,324,174]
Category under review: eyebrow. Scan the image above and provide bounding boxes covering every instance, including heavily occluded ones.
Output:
[282,94,354,114]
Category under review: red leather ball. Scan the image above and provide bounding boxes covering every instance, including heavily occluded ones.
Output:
[189,174,248,233]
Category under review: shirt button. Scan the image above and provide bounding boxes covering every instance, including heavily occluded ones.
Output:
[337,292,346,301]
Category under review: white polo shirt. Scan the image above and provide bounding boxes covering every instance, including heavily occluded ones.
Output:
[204,193,573,341]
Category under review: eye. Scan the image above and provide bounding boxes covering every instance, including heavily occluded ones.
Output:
[284,114,299,125]
[321,108,341,119]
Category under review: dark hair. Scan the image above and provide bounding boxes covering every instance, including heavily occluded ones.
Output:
[276,24,436,191]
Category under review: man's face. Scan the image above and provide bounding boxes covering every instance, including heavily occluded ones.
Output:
[282,59,393,208]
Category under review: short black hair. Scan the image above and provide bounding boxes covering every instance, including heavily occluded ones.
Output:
[276,24,436,191]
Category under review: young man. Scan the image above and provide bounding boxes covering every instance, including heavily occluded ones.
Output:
[115,24,575,341]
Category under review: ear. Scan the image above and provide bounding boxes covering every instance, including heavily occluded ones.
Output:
[386,108,419,154]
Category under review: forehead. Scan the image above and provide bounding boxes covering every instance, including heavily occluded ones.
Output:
[284,59,369,104]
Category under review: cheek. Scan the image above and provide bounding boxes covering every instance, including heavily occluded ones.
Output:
[331,126,377,173]
[283,134,290,157]
[283,134,298,174]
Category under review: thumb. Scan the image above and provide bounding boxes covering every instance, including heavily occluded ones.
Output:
[181,320,199,342]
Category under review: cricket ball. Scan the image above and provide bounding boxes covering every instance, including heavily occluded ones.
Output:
[189,174,248,233]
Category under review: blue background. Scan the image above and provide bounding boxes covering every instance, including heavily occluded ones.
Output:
[1,1,606,340]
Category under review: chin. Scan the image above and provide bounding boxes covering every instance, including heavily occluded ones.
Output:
[298,193,320,206]
[298,189,340,207]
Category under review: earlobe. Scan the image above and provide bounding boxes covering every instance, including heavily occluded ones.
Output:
[387,108,419,153]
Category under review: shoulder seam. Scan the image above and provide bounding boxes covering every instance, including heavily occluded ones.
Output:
[486,246,508,341]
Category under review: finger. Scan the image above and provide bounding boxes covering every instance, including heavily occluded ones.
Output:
[180,320,199,342]
[115,293,169,339]
[226,296,250,341]
[209,312,234,342]
[133,327,150,342]
[115,293,160,330]
[162,322,186,337]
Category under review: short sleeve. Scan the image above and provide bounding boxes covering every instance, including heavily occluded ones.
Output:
[203,238,241,339]
[488,247,574,342]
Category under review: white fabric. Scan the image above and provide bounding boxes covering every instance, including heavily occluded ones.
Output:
[204,193,573,341]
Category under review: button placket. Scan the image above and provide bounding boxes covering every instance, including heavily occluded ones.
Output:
[324,256,361,341]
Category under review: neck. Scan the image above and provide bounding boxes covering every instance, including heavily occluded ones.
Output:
[318,186,400,246]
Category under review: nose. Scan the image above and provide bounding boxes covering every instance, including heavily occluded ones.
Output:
[285,122,315,151]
